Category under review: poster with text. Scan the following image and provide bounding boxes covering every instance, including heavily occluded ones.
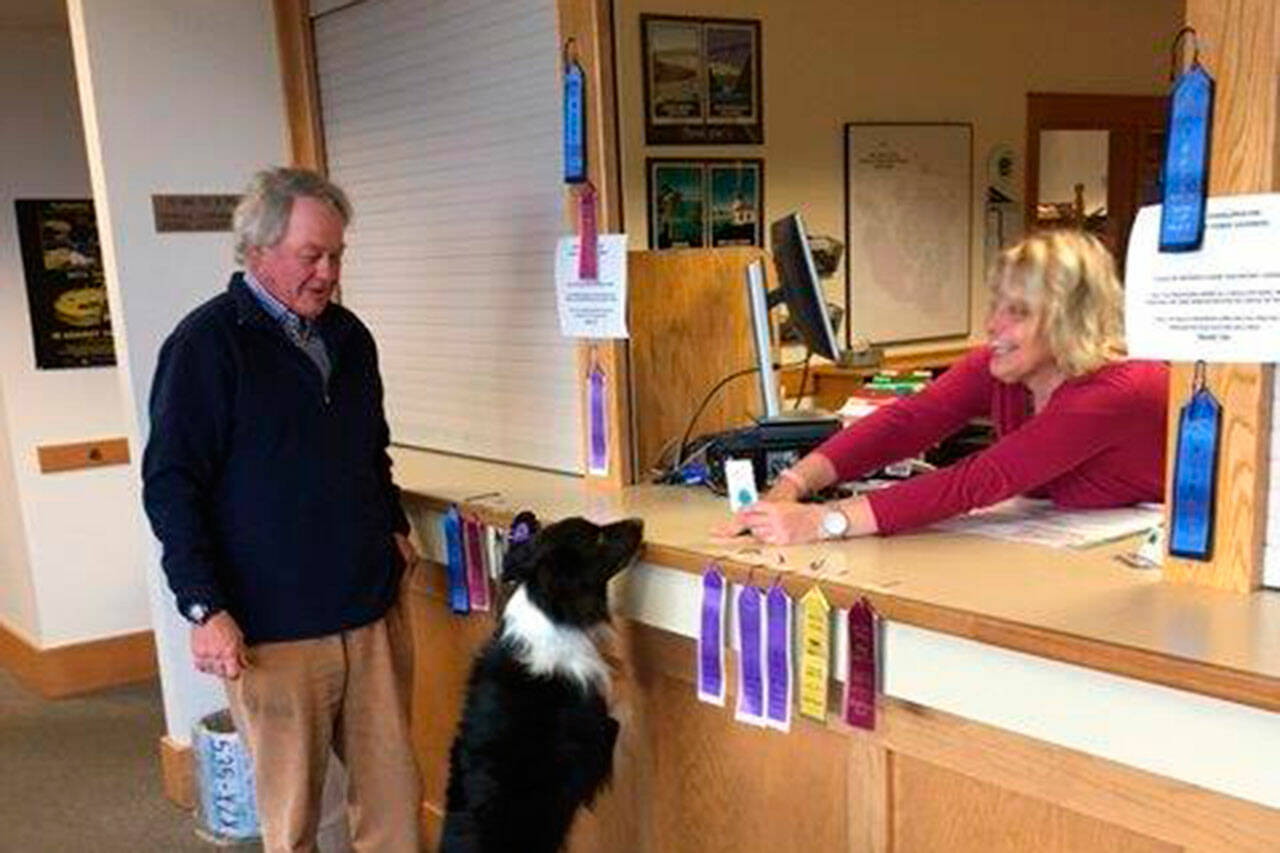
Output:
[14,199,116,369]
[642,15,762,144]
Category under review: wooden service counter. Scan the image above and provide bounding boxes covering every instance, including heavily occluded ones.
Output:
[390,447,1280,852]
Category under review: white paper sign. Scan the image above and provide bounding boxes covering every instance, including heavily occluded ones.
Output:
[1126,194,1280,362]
[554,234,628,339]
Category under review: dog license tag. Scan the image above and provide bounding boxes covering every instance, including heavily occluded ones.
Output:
[798,586,831,722]
[843,598,877,730]
[1169,366,1220,560]
[697,566,727,706]
[443,507,470,614]
[725,458,758,512]
[463,518,490,612]
[1159,59,1214,252]
[764,583,793,732]
[735,585,767,726]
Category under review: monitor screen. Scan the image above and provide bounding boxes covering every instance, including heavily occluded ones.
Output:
[769,213,842,361]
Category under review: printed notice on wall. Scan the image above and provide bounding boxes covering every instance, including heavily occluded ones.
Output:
[1126,194,1280,362]
[554,234,629,339]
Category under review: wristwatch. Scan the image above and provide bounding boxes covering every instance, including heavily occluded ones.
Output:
[820,507,850,540]
[182,601,222,626]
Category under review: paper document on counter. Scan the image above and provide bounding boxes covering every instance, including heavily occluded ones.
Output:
[555,234,628,339]
[932,498,1163,549]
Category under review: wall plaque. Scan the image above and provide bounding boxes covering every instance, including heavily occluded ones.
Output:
[152,194,240,232]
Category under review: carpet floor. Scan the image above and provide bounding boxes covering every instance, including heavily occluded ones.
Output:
[0,667,260,852]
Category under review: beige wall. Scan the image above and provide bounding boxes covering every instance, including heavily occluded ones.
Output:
[0,25,145,646]
[616,0,1182,343]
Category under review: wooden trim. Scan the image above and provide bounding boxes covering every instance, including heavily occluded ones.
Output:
[875,696,1280,851]
[35,437,129,473]
[401,495,1280,714]
[0,621,156,698]
[272,0,327,171]
[1163,1,1280,593]
[160,736,195,810]
[557,0,633,487]
[421,799,443,851]
[640,540,1280,714]
[623,619,1280,851]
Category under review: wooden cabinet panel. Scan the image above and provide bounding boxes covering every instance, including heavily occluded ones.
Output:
[891,755,1178,853]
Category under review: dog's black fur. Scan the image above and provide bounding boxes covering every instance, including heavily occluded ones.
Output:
[440,515,644,853]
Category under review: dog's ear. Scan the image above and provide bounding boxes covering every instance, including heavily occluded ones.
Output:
[502,510,542,583]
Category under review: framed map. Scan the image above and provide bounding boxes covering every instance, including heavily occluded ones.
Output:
[845,123,972,345]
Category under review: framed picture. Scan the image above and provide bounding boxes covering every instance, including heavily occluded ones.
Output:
[844,123,972,345]
[641,15,762,145]
[647,158,763,249]
[14,199,116,369]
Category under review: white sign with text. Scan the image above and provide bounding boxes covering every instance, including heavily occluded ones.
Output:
[1126,194,1280,362]
[554,234,629,339]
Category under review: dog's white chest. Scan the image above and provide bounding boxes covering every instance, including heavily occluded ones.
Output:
[500,586,611,694]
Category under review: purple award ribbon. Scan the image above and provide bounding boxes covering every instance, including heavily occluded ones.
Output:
[765,583,792,731]
[735,585,766,726]
[588,359,608,475]
[844,599,877,730]
[697,566,726,705]
[443,507,470,615]
[463,518,490,612]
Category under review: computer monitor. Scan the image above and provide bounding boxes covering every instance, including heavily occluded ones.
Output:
[769,212,841,361]
[742,211,844,428]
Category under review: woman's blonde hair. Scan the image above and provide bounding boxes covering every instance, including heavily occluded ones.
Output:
[989,230,1124,377]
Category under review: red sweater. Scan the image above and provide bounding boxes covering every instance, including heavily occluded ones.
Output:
[814,347,1169,535]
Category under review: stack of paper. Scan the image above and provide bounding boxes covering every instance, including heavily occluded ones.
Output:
[932,498,1164,550]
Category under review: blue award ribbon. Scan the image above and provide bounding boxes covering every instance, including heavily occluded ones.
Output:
[444,506,471,614]
[563,45,586,184]
[1159,29,1214,253]
[1169,363,1220,560]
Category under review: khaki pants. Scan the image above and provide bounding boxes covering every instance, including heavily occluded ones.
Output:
[226,607,421,853]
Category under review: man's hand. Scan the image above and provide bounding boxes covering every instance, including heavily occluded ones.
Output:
[191,612,248,680]
[393,531,420,569]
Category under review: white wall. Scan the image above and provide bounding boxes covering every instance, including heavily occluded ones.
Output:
[0,25,146,647]
[68,0,288,739]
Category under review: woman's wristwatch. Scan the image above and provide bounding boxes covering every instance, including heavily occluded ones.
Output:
[820,506,851,539]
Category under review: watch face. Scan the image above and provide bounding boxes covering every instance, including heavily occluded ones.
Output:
[822,510,849,538]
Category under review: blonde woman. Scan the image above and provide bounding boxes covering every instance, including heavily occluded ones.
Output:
[722,230,1169,545]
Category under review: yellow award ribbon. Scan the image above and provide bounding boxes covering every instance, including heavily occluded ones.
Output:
[797,585,831,721]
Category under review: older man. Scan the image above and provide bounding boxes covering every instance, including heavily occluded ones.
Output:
[143,167,421,852]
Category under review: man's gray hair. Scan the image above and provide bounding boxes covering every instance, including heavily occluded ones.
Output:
[232,167,352,263]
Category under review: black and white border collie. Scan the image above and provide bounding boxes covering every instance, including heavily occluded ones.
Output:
[440,513,644,853]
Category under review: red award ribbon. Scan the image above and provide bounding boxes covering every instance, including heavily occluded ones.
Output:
[577,181,598,281]
[844,598,877,729]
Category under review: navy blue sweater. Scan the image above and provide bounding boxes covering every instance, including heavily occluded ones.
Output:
[142,274,409,644]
